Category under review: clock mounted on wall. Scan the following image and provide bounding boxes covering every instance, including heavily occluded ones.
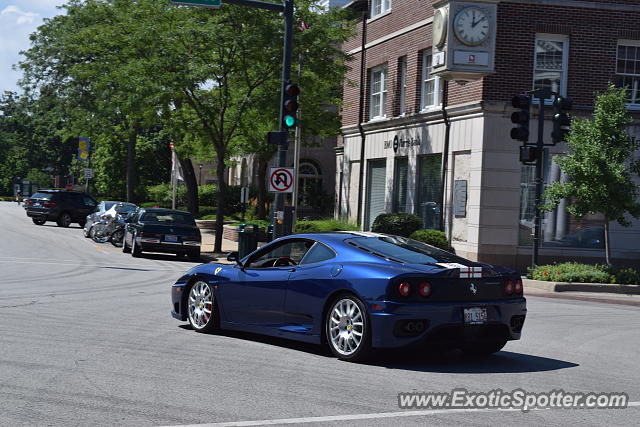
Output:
[453,6,490,46]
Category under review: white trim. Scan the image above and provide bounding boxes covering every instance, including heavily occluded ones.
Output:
[369,66,388,120]
[532,34,569,102]
[370,0,391,19]
[347,18,433,55]
[616,40,640,107]
[420,50,442,111]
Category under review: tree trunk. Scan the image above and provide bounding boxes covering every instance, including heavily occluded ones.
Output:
[214,150,226,253]
[126,126,137,203]
[256,157,268,220]
[178,157,199,215]
[604,219,611,266]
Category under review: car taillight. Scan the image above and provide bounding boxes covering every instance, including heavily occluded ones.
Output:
[43,201,56,208]
[398,281,411,297]
[140,232,159,237]
[26,199,33,206]
[514,279,523,294]
[418,281,432,297]
[503,280,514,295]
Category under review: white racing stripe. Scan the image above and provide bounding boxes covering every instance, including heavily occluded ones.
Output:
[164,402,640,427]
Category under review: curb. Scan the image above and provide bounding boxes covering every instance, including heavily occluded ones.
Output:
[524,278,640,295]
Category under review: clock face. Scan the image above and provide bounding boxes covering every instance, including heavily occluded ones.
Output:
[454,6,490,46]
[433,9,447,48]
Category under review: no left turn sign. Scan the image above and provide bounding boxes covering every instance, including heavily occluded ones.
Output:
[268,167,294,193]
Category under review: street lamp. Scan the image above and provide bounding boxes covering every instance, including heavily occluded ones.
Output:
[198,164,203,186]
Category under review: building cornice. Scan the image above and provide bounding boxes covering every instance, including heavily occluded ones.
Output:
[505,0,640,13]
[347,17,433,55]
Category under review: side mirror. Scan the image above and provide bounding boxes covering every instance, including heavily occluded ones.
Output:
[226,251,242,266]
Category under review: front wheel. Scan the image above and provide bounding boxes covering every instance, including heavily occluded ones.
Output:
[187,280,219,333]
[32,217,46,225]
[326,295,372,362]
[110,229,124,247]
[91,224,110,243]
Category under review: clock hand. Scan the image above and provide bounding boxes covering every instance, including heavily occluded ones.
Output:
[472,16,487,28]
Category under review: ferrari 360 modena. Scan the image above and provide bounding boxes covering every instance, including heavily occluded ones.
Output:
[170,232,526,362]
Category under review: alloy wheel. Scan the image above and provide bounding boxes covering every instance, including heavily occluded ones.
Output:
[328,298,365,356]
[188,281,214,330]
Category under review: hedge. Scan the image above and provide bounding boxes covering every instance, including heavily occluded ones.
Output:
[409,229,452,251]
[529,262,640,285]
[371,213,422,237]
[295,219,359,233]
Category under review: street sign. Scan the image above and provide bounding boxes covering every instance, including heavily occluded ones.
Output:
[268,168,294,193]
[84,168,93,179]
[169,0,221,8]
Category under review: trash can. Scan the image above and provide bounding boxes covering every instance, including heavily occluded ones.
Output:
[238,223,258,258]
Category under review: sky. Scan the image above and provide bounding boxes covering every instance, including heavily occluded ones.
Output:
[1,0,67,94]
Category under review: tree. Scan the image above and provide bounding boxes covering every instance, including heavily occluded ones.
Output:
[543,85,640,265]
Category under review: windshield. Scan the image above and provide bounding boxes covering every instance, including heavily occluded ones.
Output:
[141,212,196,226]
[345,235,467,264]
[115,204,136,213]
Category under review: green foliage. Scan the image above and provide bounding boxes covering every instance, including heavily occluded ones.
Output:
[26,169,52,188]
[371,213,423,237]
[294,219,359,233]
[543,85,640,226]
[146,183,186,208]
[528,262,640,285]
[409,229,451,251]
[198,185,217,207]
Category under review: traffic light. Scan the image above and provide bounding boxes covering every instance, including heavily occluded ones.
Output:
[520,145,538,163]
[552,96,572,143]
[282,82,300,129]
[510,94,531,142]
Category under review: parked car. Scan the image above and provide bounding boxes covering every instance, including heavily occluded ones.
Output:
[25,190,97,227]
[170,232,527,362]
[122,208,201,261]
[83,201,137,238]
[544,226,605,249]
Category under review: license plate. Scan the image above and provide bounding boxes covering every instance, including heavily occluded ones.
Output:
[463,307,487,324]
[165,235,178,242]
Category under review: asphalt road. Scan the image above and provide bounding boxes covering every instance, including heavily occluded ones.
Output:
[1,202,638,426]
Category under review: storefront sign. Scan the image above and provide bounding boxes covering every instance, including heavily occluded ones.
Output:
[384,134,421,153]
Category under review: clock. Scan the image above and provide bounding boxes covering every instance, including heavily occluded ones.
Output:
[453,6,490,46]
[433,9,447,49]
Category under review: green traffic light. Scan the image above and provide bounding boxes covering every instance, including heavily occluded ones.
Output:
[284,115,296,127]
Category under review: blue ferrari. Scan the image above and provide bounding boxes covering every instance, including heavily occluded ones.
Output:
[170,232,526,361]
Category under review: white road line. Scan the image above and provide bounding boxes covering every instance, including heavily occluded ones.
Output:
[164,402,640,427]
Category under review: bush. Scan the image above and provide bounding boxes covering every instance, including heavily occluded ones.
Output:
[611,268,640,285]
[294,219,359,234]
[371,213,422,237]
[409,229,451,251]
[529,263,612,283]
[198,185,217,206]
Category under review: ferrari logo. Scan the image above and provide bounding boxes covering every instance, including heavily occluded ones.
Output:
[214,267,222,275]
[469,283,478,295]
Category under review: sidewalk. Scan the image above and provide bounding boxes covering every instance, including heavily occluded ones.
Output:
[200,229,237,264]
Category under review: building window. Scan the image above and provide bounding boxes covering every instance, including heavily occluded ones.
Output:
[616,41,640,107]
[393,157,408,212]
[420,50,441,110]
[298,160,323,208]
[416,154,442,229]
[397,56,407,116]
[532,34,568,100]
[369,66,387,120]
[371,0,391,18]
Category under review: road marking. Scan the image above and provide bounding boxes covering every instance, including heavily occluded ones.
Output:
[0,259,180,271]
[165,402,640,427]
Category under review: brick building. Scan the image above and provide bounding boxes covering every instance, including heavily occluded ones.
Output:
[337,0,640,269]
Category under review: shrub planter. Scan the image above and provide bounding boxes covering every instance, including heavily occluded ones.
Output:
[524,278,640,294]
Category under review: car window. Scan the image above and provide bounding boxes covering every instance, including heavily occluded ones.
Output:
[30,192,53,200]
[141,212,195,225]
[299,242,336,265]
[83,196,96,207]
[246,240,313,268]
[346,236,467,264]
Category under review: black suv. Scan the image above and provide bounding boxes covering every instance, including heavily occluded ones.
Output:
[26,190,97,227]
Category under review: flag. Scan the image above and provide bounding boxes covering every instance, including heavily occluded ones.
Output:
[171,145,184,181]
[78,137,91,162]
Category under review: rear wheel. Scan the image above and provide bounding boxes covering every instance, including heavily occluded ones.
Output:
[460,340,507,356]
[56,212,72,228]
[326,295,372,362]
[110,229,124,247]
[187,280,219,333]
[32,217,46,225]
